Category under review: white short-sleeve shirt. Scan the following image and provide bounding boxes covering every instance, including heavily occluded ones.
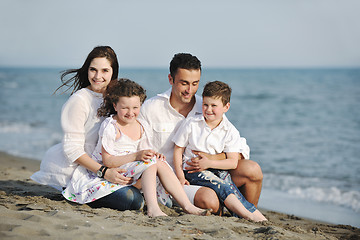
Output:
[172,115,250,169]
[139,88,250,168]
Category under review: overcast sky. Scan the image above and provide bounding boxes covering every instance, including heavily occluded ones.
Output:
[1,0,359,68]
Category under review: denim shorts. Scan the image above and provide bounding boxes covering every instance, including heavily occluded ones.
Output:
[184,169,256,215]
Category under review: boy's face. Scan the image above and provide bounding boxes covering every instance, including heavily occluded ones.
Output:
[202,96,230,124]
[113,96,141,125]
[169,68,200,105]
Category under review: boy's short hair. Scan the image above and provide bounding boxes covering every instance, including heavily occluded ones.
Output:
[202,81,232,106]
[169,53,201,80]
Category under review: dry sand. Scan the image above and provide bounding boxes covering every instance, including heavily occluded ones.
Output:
[0,151,359,240]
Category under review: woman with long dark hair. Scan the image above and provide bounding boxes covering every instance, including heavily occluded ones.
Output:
[32,46,144,211]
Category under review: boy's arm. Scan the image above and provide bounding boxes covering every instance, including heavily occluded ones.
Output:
[173,145,189,185]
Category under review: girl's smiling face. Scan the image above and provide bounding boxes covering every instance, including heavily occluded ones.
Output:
[113,96,141,125]
[87,57,113,93]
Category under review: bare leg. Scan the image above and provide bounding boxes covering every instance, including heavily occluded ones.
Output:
[194,187,221,214]
[229,159,263,207]
[156,162,210,215]
[224,194,267,222]
[141,164,167,217]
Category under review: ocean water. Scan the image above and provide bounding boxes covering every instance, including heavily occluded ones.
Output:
[1,67,359,227]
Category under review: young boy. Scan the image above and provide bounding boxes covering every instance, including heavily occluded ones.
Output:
[172,81,267,222]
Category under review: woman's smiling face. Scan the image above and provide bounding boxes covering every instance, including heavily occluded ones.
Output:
[87,57,113,93]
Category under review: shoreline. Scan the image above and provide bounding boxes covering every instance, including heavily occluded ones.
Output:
[0,151,359,239]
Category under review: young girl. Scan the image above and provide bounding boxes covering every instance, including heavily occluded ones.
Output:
[65,78,210,217]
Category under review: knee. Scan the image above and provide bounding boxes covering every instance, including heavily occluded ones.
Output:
[194,188,220,213]
[247,161,263,182]
[127,187,145,210]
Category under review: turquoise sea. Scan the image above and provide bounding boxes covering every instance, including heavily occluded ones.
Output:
[0,67,359,227]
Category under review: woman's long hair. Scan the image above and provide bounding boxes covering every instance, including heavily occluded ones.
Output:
[55,46,119,95]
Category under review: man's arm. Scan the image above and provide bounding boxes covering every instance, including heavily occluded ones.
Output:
[185,152,239,173]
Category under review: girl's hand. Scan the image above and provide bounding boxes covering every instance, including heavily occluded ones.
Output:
[104,168,133,185]
[155,152,166,162]
[136,149,156,162]
[178,176,190,186]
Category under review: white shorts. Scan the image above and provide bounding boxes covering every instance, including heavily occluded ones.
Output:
[183,185,202,204]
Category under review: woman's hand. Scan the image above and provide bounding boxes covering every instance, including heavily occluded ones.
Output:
[104,168,133,185]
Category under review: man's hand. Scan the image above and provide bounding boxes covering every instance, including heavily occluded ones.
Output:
[185,151,212,173]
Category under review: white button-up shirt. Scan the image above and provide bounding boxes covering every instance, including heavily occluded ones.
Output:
[139,88,203,168]
[139,88,250,169]
[172,115,250,169]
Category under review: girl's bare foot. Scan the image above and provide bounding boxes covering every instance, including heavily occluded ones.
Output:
[147,207,168,217]
[183,204,212,216]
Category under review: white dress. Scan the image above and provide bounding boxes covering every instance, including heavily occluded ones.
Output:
[62,117,170,205]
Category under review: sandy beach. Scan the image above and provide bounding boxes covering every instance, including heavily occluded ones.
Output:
[0,151,359,240]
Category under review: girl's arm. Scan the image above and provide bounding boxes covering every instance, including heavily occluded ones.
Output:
[173,145,189,185]
[102,147,158,168]
[102,146,137,168]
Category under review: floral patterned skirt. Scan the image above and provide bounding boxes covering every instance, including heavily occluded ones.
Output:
[62,158,170,206]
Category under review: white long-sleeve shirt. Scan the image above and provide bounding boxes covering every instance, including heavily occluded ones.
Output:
[61,88,103,162]
[31,88,103,190]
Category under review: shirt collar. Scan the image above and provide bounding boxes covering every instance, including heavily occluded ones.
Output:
[157,88,172,100]
[197,114,230,131]
[157,88,203,117]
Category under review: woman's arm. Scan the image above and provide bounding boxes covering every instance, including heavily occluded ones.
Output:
[75,153,133,185]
